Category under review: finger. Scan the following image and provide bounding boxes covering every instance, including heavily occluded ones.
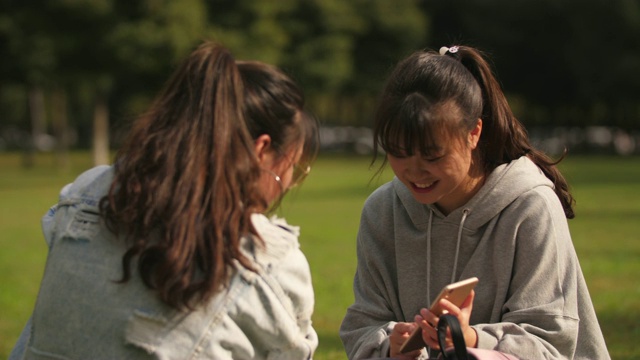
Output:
[460,289,475,310]
[438,297,465,316]
[422,325,441,350]
[461,290,475,320]
[394,321,417,335]
[418,308,439,327]
[390,322,423,357]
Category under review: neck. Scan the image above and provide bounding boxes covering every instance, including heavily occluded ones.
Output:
[437,172,486,216]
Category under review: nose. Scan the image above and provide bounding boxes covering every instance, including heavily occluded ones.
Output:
[407,155,430,174]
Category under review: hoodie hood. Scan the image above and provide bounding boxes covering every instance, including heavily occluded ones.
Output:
[393,156,554,230]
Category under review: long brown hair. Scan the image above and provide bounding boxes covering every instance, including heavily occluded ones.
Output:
[373,46,575,218]
[100,42,317,309]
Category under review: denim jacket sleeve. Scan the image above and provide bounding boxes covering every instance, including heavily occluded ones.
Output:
[9,165,112,360]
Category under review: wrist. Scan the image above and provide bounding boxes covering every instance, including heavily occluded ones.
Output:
[465,326,478,348]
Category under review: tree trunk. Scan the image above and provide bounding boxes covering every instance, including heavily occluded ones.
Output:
[93,94,110,166]
[24,86,46,168]
[51,87,70,171]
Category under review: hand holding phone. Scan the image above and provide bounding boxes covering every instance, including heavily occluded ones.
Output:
[398,277,479,354]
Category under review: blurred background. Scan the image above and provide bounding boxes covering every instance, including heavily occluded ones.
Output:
[1,0,639,162]
[1,1,639,359]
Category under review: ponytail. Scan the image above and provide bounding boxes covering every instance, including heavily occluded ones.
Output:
[102,42,263,309]
[453,46,575,218]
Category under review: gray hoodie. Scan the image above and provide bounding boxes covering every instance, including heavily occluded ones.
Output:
[340,156,610,360]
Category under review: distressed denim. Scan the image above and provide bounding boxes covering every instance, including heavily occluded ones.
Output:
[10,166,318,360]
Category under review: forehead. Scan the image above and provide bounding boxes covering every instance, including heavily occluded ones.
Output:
[380,103,464,156]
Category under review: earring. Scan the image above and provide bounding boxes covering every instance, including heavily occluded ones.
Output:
[263,169,284,195]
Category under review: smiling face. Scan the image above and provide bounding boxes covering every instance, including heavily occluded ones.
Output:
[386,119,484,215]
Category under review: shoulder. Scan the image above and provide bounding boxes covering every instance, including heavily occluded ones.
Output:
[362,177,431,233]
[248,214,315,316]
[42,166,113,245]
[251,214,300,251]
[359,180,396,238]
[59,165,113,206]
[509,185,566,221]
[249,214,309,271]
[503,186,572,256]
[363,180,395,210]
[362,178,412,222]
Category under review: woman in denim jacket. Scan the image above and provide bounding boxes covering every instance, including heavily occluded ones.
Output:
[10,42,319,360]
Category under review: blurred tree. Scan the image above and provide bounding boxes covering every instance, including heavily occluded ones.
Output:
[563,0,640,130]
[73,0,208,164]
[423,0,640,130]
[1,0,427,151]
[0,0,208,164]
[0,1,62,166]
[282,0,427,126]
[4,0,636,155]
[207,0,297,65]
[206,0,427,126]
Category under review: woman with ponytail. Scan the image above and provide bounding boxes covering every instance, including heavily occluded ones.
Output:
[340,46,609,359]
[10,42,319,359]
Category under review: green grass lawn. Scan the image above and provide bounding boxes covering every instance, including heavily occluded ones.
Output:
[1,152,638,359]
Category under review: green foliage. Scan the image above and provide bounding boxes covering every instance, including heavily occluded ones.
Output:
[204,0,427,125]
[208,0,300,65]
[0,153,638,359]
[109,0,207,73]
[0,0,211,139]
[2,1,640,133]
[0,0,428,135]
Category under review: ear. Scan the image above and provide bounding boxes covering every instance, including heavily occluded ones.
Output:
[468,119,482,150]
[254,134,273,164]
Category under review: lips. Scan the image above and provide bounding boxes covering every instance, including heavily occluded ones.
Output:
[414,181,435,188]
[410,180,437,193]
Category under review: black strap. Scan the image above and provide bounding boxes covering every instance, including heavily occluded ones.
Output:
[437,314,469,360]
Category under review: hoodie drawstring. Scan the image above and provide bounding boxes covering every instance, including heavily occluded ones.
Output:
[426,209,433,306]
[426,208,470,306]
[425,208,469,357]
[451,209,469,283]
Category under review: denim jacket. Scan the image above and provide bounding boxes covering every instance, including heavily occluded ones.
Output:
[10,166,318,359]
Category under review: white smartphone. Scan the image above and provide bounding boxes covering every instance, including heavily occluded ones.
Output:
[399,277,479,354]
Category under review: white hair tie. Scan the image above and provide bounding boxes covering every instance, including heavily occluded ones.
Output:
[439,46,459,55]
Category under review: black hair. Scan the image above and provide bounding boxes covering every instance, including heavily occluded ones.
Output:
[373,46,575,218]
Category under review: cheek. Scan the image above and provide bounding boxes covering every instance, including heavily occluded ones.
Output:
[259,172,278,200]
[445,155,473,180]
[279,167,294,188]
[387,157,405,174]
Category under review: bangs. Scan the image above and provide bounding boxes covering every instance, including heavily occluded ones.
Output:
[376,93,456,158]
